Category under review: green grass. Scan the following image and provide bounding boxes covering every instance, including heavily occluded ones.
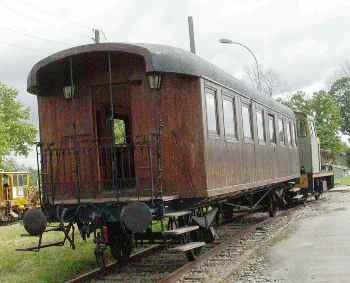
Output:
[0,221,167,282]
[335,176,350,186]
[0,223,101,283]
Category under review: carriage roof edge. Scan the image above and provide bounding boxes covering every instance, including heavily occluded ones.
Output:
[27,42,294,118]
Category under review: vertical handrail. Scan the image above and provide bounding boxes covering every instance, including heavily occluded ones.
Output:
[73,124,81,204]
[48,145,55,205]
[107,52,118,197]
[147,139,155,204]
[35,142,43,207]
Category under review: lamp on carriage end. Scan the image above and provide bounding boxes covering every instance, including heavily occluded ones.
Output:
[147,72,162,90]
[63,85,75,99]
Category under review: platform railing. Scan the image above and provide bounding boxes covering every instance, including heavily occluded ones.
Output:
[37,135,158,203]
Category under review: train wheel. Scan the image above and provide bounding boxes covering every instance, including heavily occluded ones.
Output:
[221,206,233,222]
[199,226,217,243]
[110,234,133,263]
[185,246,202,261]
[269,194,278,217]
[315,193,320,200]
[94,244,106,268]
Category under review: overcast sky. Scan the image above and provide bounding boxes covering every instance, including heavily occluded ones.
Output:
[1,0,350,166]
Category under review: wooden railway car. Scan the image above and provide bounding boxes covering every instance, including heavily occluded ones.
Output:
[23,43,302,262]
[27,43,299,202]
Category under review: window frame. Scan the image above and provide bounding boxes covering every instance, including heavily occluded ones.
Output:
[113,118,127,145]
[205,86,220,137]
[286,119,292,146]
[268,113,276,144]
[222,95,238,141]
[256,107,266,144]
[241,102,253,142]
[297,118,307,137]
[277,117,286,145]
[292,121,297,146]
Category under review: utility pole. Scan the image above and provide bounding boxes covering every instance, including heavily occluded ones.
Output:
[188,16,196,54]
[92,28,100,43]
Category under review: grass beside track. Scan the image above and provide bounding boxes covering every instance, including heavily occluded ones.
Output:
[0,220,164,283]
[0,223,100,283]
[336,176,350,186]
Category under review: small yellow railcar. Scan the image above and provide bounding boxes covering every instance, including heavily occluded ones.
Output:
[0,171,33,222]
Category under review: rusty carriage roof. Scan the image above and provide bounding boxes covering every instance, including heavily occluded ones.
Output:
[27,42,294,118]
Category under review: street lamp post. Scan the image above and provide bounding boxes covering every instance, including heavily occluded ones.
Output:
[219,38,262,93]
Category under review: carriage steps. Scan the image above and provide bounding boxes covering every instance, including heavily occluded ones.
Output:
[163,225,199,236]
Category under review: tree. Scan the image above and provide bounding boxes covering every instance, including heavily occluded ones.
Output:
[310,90,343,156]
[329,77,350,135]
[276,91,311,114]
[278,90,343,159]
[0,83,37,167]
[245,65,288,96]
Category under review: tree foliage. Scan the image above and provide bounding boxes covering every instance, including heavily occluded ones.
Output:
[278,90,343,158]
[0,83,37,167]
[329,77,350,135]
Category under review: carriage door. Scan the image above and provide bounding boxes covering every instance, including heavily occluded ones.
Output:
[93,84,135,191]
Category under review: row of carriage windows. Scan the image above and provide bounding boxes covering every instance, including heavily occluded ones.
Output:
[205,87,296,146]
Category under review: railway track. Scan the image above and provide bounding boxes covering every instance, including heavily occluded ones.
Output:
[66,202,310,283]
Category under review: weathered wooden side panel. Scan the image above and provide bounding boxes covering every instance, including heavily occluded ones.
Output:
[200,78,300,197]
[158,74,206,198]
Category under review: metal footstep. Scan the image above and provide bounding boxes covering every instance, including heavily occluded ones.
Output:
[170,241,206,261]
[170,241,205,252]
[164,210,192,218]
[163,225,199,236]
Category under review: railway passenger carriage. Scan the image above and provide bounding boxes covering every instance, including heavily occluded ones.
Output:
[22,42,322,262]
[28,43,299,202]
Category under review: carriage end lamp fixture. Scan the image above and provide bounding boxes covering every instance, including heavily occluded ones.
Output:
[147,72,162,90]
[63,85,75,99]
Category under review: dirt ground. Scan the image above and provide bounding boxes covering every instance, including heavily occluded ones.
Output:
[229,186,350,283]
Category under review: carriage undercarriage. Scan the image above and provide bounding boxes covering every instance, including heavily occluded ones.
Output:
[21,176,298,266]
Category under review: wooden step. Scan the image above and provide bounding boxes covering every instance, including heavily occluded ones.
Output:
[290,186,302,193]
[163,225,199,236]
[293,194,304,199]
[164,210,192,218]
[170,242,206,252]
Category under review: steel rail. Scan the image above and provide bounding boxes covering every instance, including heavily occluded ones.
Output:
[65,244,162,283]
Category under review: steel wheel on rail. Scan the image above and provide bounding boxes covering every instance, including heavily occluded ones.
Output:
[185,246,202,261]
[110,233,133,263]
[269,193,278,217]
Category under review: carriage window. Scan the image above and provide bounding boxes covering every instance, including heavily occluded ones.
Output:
[286,121,292,145]
[13,175,18,186]
[278,118,285,144]
[223,98,237,138]
[297,119,307,137]
[268,114,276,144]
[18,175,24,186]
[242,104,253,139]
[205,88,219,135]
[256,110,265,142]
[291,122,296,145]
[2,175,9,186]
[23,175,28,186]
[113,119,126,144]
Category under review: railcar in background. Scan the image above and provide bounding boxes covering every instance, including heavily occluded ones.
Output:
[0,171,33,222]
[294,112,334,199]
[22,43,332,262]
